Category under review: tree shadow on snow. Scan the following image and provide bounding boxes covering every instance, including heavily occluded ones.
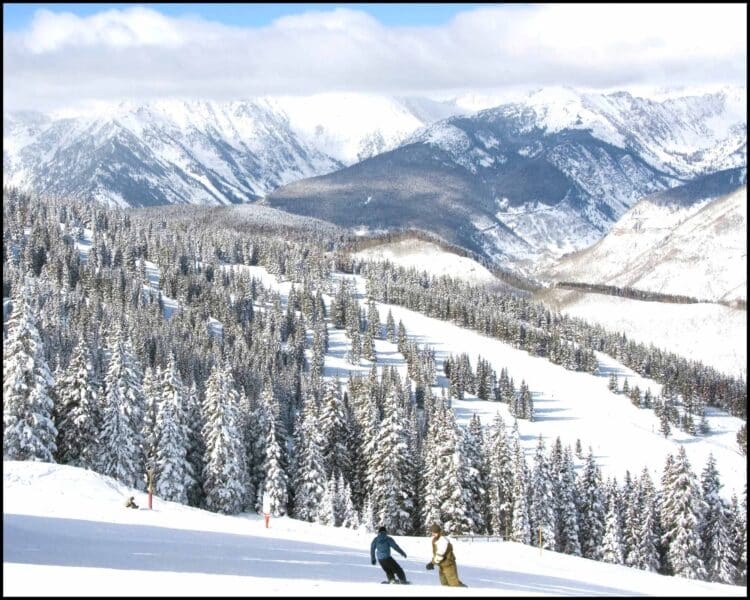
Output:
[4,514,643,594]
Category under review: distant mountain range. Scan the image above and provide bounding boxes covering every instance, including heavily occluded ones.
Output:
[265,87,746,269]
[4,87,746,272]
[3,94,466,207]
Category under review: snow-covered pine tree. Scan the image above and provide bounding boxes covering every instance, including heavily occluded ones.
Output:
[366,298,381,340]
[141,365,160,475]
[526,386,534,422]
[556,447,581,556]
[291,396,326,522]
[362,329,376,363]
[486,412,514,537]
[249,381,275,509]
[385,309,396,343]
[660,447,707,580]
[659,401,672,438]
[396,320,407,354]
[3,282,57,462]
[348,384,378,510]
[729,487,746,585]
[440,417,474,534]
[319,379,352,481]
[419,396,443,531]
[54,333,100,468]
[601,484,625,565]
[338,476,360,529]
[318,475,337,526]
[510,434,531,545]
[153,355,193,505]
[577,448,605,561]
[463,413,488,534]
[529,435,556,550]
[367,383,414,534]
[360,492,376,533]
[98,324,146,488]
[700,454,737,583]
[201,363,247,514]
[348,329,362,365]
[184,381,205,507]
[260,418,289,517]
[311,319,326,385]
[631,468,661,572]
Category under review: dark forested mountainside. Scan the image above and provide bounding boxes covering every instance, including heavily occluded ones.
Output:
[3,187,746,585]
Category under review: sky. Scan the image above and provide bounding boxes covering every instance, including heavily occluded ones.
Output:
[2,3,748,113]
[5,461,746,596]
[2,3,505,30]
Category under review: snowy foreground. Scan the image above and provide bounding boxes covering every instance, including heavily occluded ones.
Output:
[3,462,745,597]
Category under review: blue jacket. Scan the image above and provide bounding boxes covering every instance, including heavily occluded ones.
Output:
[371,531,406,561]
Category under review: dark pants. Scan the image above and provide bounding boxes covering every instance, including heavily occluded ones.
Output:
[378,556,406,582]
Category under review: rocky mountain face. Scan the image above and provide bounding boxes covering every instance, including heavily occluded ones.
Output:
[543,169,747,302]
[265,87,746,270]
[3,95,464,208]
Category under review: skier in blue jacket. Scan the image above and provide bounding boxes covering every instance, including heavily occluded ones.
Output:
[370,526,408,584]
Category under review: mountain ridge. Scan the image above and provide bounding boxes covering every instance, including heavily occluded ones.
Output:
[543,170,747,302]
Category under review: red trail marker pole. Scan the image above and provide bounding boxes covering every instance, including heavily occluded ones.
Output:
[263,492,271,528]
[147,468,154,510]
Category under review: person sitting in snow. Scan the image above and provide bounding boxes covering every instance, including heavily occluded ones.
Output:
[370,525,408,584]
[425,523,467,587]
[125,496,139,509]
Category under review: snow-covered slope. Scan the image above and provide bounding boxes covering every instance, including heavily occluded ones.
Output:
[245,261,742,499]
[3,94,464,207]
[538,288,746,378]
[77,243,744,500]
[336,273,746,501]
[4,461,745,596]
[545,179,747,302]
[352,239,498,285]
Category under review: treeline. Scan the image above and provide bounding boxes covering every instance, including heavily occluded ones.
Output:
[353,260,746,422]
[338,227,540,293]
[556,281,704,304]
[443,353,534,420]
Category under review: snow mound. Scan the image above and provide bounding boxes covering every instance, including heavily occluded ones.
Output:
[353,240,497,285]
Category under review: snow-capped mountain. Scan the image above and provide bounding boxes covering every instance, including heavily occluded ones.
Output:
[5,87,745,266]
[263,94,463,165]
[491,86,747,178]
[543,169,747,303]
[3,95,465,208]
[265,86,746,269]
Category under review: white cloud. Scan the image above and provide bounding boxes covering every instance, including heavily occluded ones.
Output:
[3,4,746,112]
[21,7,189,52]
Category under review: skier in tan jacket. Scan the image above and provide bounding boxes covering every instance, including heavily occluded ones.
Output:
[425,523,467,587]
